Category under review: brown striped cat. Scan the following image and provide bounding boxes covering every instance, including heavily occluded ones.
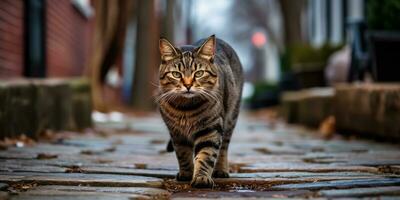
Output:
[156,35,243,188]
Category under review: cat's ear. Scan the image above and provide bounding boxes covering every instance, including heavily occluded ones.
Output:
[196,35,216,62]
[159,37,179,63]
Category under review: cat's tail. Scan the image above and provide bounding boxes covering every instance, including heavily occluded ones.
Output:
[166,139,174,152]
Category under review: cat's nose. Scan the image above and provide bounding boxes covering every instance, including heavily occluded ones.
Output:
[184,84,192,91]
[182,77,193,91]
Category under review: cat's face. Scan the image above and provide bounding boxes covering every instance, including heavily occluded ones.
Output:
[157,35,219,102]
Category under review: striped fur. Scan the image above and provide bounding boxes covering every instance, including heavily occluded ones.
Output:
[156,35,243,188]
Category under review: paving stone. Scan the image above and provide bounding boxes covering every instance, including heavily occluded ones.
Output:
[0,163,65,173]
[272,178,400,190]
[230,171,383,179]
[82,166,176,178]
[364,197,400,200]
[301,151,400,166]
[214,176,385,188]
[319,186,400,197]
[0,172,163,188]
[12,192,140,200]
[25,185,170,199]
[172,189,313,199]
[239,163,379,173]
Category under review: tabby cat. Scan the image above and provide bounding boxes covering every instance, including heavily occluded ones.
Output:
[156,35,243,188]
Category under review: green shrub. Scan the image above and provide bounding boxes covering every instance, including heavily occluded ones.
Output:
[280,44,343,72]
[367,0,400,30]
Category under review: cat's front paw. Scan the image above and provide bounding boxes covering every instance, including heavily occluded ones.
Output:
[212,170,229,178]
[190,175,214,188]
[176,172,192,182]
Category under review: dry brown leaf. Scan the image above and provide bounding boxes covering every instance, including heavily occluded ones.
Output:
[37,153,58,160]
[253,147,272,154]
[134,163,147,169]
[319,116,336,139]
[104,146,116,152]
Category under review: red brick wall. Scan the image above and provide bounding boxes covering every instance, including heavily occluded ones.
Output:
[46,0,93,77]
[0,0,93,78]
[0,0,24,79]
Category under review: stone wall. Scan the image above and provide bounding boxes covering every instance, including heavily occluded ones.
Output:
[0,78,92,138]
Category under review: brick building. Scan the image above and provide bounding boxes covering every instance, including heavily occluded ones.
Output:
[0,0,94,79]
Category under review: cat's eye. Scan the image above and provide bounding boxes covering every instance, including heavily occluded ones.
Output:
[194,70,204,78]
[171,71,181,78]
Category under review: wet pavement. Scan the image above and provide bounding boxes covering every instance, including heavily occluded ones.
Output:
[0,111,400,199]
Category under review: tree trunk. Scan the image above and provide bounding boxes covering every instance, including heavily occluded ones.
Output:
[162,0,175,42]
[131,0,158,110]
[280,0,306,47]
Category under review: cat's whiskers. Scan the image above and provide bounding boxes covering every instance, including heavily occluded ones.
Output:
[155,90,174,104]
[149,81,159,88]
[198,90,219,103]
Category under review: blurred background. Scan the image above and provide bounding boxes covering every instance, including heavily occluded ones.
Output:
[0,0,400,139]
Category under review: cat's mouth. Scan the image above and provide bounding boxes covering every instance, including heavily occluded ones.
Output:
[181,91,196,98]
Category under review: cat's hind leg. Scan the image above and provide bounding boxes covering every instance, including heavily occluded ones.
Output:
[213,135,230,178]
[214,104,240,178]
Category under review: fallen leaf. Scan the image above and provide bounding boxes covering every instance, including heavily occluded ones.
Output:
[253,147,271,154]
[37,153,58,160]
[104,146,116,152]
[319,116,336,139]
[80,150,100,155]
[150,139,165,144]
[134,163,147,169]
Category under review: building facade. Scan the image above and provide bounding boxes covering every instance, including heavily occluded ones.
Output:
[0,0,94,79]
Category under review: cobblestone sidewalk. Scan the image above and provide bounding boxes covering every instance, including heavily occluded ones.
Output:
[0,111,399,199]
